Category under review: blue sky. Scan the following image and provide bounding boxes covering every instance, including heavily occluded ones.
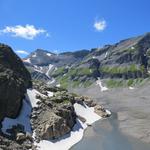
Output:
[0,0,150,57]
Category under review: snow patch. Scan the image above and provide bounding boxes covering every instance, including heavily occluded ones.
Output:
[36,119,86,150]
[34,65,38,69]
[54,67,58,71]
[131,46,135,50]
[46,53,52,56]
[106,109,111,115]
[74,103,101,125]
[129,86,134,90]
[47,91,54,97]
[32,53,36,57]
[23,58,31,63]
[26,89,46,107]
[36,102,102,150]
[105,52,108,58]
[47,78,56,84]
[1,99,32,135]
[96,77,108,92]
[26,89,40,107]
[46,64,54,78]
[1,88,54,137]
[65,66,70,69]
[34,67,43,74]
[63,73,66,76]
[56,84,60,87]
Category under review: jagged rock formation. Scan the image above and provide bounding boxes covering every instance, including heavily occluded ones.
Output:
[31,81,76,141]
[0,44,32,121]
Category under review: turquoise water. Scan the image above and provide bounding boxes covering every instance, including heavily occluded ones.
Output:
[71,113,150,150]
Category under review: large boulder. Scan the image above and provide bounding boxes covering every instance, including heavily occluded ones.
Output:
[32,103,76,140]
[0,44,32,121]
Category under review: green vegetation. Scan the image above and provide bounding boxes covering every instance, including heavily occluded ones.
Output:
[127,79,134,86]
[100,64,144,75]
[106,79,124,88]
[123,47,136,53]
[59,75,69,89]
[83,80,93,88]
[69,92,79,97]
[78,68,91,75]
[68,67,92,76]
[53,67,95,89]
[62,99,70,104]
[52,67,66,77]
[105,78,146,88]
[72,80,81,88]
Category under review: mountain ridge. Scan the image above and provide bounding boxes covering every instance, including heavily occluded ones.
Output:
[23,32,150,89]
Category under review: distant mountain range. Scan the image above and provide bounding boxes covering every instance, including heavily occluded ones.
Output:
[23,32,150,89]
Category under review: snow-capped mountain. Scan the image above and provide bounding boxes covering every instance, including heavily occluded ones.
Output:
[23,49,90,84]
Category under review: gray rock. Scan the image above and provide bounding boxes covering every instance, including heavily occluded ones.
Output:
[16,132,26,141]
[94,105,110,118]
[0,44,32,121]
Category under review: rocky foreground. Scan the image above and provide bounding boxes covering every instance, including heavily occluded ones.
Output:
[0,44,110,150]
[0,82,110,150]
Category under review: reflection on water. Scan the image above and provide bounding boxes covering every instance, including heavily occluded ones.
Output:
[71,113,150,150]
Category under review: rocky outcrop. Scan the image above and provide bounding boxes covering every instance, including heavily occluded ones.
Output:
[31,81,110,141]
[32,102,76,141]
[31,82,76,141]
[0,134,35,150]
[0,44,32,121]
[74,96,110,118]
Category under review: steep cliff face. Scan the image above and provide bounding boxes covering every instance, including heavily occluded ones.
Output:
[0,44,32,121]
[96,33,150,79]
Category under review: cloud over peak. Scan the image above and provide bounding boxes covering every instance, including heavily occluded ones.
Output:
[94,19,107,31]
[0,24,49,40]
[15,50,29,55]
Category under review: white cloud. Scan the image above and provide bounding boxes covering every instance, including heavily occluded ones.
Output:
[0,24,49,40]
[15,50,29,55]
[94,19,107,31]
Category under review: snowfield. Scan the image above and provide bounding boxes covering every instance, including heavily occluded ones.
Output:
[46,53,52,56]
[26,89,45,107]
[46,64,54,78]
[105,52,108,58]
[96,77,108,92]
[1,98,32,135]
[129,86,135,90]
[74,103,101,125]
[32,53,37,57]
[1,89,53,135]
